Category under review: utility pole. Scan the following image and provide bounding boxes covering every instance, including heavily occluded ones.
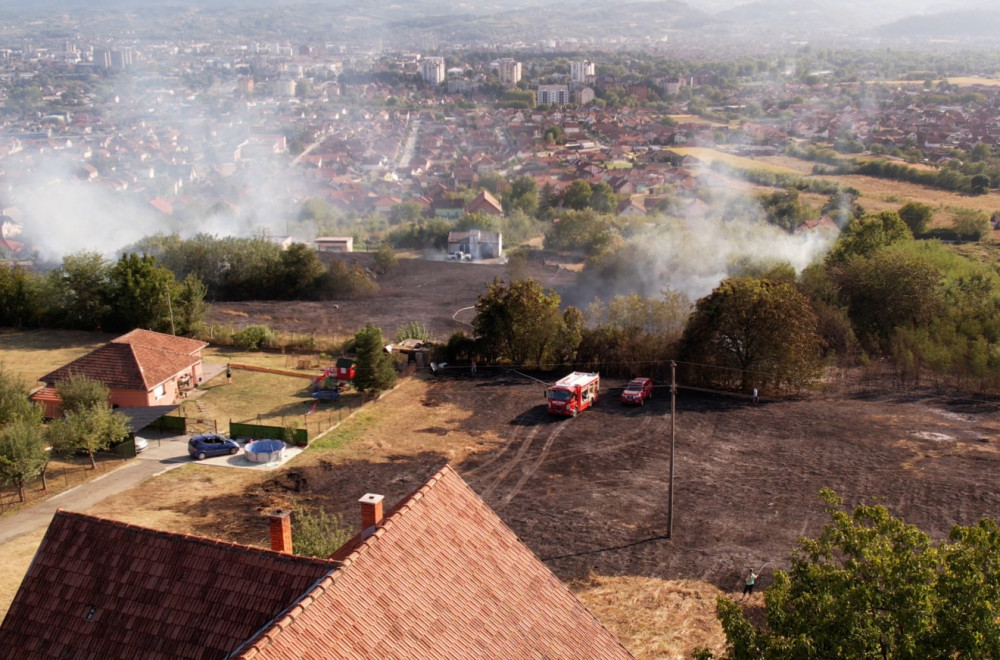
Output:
[668,360,676,538]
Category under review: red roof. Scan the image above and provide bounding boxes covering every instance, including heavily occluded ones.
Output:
[112,328,208,356]
[0,467,634,659]
[237,466,633,659]
[39,342,199,391]
[39,329,206,391]
[0,510,337,659]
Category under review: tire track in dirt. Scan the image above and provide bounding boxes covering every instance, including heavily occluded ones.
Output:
[499,421,570,508]
[479,423,544,500]
[498,414,656,508]
[465,408,547,479]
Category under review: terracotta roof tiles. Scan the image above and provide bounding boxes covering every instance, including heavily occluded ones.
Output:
[0,511,337,659]
[0,467,634,659]
[112,328,208,355]
[237,466,634,659]
[39,342,199,391]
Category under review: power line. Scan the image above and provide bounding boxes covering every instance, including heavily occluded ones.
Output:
[541,533,671,562]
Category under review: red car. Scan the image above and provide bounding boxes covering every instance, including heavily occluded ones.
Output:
[621,377,653,405]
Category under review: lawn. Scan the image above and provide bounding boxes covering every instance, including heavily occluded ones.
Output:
[0,329,111,385]
[178,366,363,436]
[670,147,801,174]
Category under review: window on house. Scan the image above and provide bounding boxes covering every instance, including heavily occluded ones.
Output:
[154,384,165,399]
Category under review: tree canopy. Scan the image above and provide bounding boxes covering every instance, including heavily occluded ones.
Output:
[473,278,576,367]
[680,277,823,392]
[352,324,397,393]
[715,490,1000,659]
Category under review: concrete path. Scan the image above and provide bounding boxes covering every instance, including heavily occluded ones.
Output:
[0,428,306,545]
[0,434,191,546]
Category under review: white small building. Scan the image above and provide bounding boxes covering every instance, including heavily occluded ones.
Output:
[447,229,502,260]
[315,236,353,253]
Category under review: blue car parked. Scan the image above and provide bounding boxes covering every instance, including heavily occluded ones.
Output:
[188,433,240,460]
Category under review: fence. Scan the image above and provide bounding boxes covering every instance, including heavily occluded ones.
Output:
[150,415,187,434]
[230,363,316,379]
[0,454,129,514]
[230,421,309,446]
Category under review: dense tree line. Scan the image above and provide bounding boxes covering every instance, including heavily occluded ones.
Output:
[0,252,205,334]
[127,234,376,301]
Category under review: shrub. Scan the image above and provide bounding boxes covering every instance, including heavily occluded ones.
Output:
[396,321,430,342]
[292,507,352,557]
[232,325,274,350]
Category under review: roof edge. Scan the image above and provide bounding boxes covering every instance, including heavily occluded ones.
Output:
[47,510,339,569]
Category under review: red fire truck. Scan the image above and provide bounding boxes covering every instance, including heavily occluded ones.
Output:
[546,372,600,417]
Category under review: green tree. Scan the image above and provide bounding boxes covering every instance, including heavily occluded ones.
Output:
[831,245,943,349]
[898,201,933,236]
[53,251,110,330]
[55,374,109,415]
[562,179,593,211]
[292,507,352,558]
[589,181,616,214]
[476,172,507,196]
[473,278,571,366]
[49,405,130,469]
[174,273,208,336]
[374,243,398,275]
[388,201,424,225]
[680,277,823,392]
[0,364,42,427]
[0,420,49,502]
[952,208,991,240]
[971,142,992,162]
[0,264,43,328]
[971,174,991,195]
[278,243,326,298]
[504,176,539,217]
[716,491,1000,659]
[106,253,177,332]
[827,211,913,264]
[353,324,396,393]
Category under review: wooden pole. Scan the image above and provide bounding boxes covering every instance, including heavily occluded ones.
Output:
[668,360,676,539]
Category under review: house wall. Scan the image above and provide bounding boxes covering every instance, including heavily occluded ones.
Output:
[109,378,179,409]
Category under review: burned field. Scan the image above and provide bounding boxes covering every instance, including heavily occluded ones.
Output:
[417,376,1000,591]
[205,255,578,341]
[195,371,1000,596]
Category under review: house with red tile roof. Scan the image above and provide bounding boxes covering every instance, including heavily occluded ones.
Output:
[31,329,208,417]
[464,189,503,217]
[0,466,634,660]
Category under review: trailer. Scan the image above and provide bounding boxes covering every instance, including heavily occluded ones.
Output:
[546,372,600,417]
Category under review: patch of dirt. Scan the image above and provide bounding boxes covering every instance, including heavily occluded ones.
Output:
[204,254,578,342]
[89,375,1000,598]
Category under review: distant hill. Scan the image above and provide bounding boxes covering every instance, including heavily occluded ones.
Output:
[874,10,1000,38]
[0,0,996,50]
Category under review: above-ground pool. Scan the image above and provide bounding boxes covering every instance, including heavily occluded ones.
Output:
[245,439,286,463]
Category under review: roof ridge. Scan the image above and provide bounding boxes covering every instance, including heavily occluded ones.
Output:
[51,510,338,568]
[235,465,455,657]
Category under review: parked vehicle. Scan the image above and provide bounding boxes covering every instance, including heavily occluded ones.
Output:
[621,377,653,406]
[546,372,600,417]
[188,433,240,460]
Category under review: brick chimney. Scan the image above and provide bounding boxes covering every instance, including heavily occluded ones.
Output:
[268,509,292,554]
[359,493,384,538]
